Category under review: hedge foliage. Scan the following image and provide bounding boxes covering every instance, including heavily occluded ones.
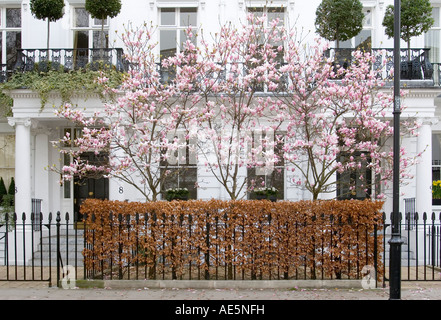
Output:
[81,199,384,281]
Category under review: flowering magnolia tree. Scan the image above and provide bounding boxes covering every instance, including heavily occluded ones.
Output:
[55,23,199,201]
[274,39,420,200]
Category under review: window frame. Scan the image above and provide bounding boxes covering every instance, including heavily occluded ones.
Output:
[158,7,198,61]
[159,131,198,200]
[247,130,285,200]
[425,6,441,63]
[71,6,110,49]
[336,151,372,200]
[0,6,21,69]
[339,7,373,50]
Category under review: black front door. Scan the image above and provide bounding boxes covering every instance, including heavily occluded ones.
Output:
[73,153,109,225]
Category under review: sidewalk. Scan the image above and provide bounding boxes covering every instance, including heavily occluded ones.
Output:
[0,280,440,300]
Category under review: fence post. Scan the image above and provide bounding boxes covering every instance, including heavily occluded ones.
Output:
[374,223,378,288]
[432,213,436,268]
[56,211,61,288]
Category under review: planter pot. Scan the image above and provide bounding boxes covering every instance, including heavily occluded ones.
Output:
[255,194,277,202]
[432,199,441,206]
[167,195,189,201]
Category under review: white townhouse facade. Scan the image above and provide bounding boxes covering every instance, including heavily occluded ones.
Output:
[1,0,441,226]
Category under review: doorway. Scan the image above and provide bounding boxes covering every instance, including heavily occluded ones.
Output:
[73,153,109,228]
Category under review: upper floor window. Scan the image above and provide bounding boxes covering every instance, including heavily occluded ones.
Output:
[159,7,197,61]
[0,7,21,70]
[425,7,441,63]
[340,8,373,50]
[247,6,285,28]
[73,7,109,50]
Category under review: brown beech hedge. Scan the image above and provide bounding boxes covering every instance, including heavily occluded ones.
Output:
[81,199,384,281]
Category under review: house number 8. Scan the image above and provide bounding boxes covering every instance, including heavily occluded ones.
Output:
[119,187,124,194]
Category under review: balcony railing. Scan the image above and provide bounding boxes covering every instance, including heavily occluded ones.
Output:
[10,48,128,77]
[2,47,441,89]
[326,48,435,84]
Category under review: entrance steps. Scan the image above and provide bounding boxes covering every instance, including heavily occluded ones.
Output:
[28,228,84,267]
[383,233,417,267]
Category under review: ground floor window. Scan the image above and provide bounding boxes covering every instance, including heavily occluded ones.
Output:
[336,152,372,200]
[247,131,285,200]
[160,135,197,200]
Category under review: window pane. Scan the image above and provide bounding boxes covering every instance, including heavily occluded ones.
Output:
[179,167,197,199]
[94,18,108,26]
[74,31,89,68]
[363,9,372,27]
[162,167,197,200]
[6,8,21,28]
[93,30,109,48]
[160,30,177,59]
[425,29,440,62]
[161,8,175,25]
[74,30,89,49]
[180,29,197,50]
[75,8,89,28]
[337,153,371,200]
[180,8,197,27]
[6,31,21,70]
[268,7,284,26]
[433,7,440,28]
[248,7,264,18]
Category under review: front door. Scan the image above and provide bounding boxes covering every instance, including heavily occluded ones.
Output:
[73,153,109,227]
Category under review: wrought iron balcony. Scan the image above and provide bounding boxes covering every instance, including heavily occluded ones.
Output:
[1,48,128,81]
[325,48,437,85]
[3,47,441,89]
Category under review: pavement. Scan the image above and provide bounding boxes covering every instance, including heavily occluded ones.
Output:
[0,280,440,300]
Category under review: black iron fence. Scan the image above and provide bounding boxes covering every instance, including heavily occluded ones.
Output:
[0,210,440,287]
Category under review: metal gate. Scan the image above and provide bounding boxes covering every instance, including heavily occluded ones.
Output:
[0,212,83,287]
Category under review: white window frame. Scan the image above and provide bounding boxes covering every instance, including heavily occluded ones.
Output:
[158,7,198,60]
[0,6,21,67]
[425,6,441,63]
[71,6,110,49]
[339,7,374,49]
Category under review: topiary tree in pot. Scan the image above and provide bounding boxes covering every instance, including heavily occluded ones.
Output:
[30,0,65,52]
[85,0,122,49]
[315,0,364,49]
[315,0,364,70]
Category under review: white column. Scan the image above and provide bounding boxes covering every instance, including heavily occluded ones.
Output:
[7,118,32,265]
[34,132,49,215]
[416,120,433,215]
[9,118,32,217]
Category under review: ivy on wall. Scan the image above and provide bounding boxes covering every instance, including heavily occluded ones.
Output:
[0,65,124,115]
